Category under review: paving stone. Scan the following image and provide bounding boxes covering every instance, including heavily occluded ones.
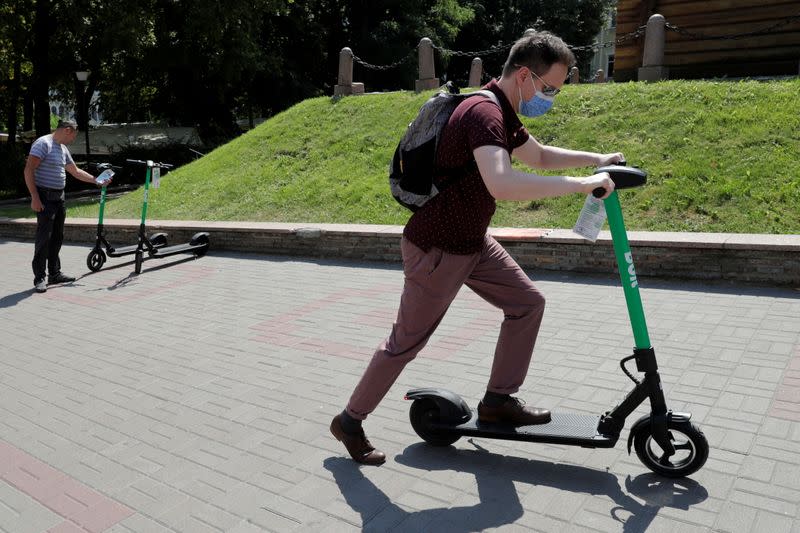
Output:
[2,240,800,532]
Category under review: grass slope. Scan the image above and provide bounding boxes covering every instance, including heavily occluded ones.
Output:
[27,79,800,233]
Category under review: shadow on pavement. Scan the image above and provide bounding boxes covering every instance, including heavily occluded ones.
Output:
[325,442,708,532]
[0,253,205,301]
[0,288,36,309]
[79,254,199,290]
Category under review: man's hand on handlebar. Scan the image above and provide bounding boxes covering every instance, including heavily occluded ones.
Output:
[596,153,625,166]
[584,172,615,200]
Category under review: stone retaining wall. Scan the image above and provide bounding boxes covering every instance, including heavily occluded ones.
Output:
[1,217,798,286]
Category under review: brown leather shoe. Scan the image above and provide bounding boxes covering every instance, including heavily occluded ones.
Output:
[477,397,551,426]
[330,415,386,465]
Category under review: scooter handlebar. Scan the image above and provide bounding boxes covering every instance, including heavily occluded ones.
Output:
[125,159,174,168]
[592,161,647,198]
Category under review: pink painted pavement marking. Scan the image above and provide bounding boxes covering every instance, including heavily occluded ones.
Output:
[0,439,134,532]
[250,281,501,361]
[42,263,215,308]
[47,521,86,533]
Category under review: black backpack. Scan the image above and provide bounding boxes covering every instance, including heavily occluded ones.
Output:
[389,87,499,211]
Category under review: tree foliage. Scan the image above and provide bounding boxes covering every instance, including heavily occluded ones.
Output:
[0,0,614,143]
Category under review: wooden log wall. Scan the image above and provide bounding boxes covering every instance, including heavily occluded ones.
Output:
[615,0,800,81]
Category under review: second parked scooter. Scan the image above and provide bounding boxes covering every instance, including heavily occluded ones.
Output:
[126,159,210,274]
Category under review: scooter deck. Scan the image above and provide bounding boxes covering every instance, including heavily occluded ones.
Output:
[107,243,139,256]
[435,411,618,448]
[150,242,205,257]
[106,236,167,257]
[108,242,149,256]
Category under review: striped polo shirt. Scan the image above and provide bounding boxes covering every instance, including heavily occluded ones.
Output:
[29,134,75,190]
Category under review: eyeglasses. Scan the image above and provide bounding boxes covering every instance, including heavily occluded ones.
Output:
[530,71,560,97]
[516,65,561,97]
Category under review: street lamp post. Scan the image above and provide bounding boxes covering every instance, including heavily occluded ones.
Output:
[75,70,91,160]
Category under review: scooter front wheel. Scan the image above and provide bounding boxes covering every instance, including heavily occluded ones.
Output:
[134,251,143,274]
[633,421,709,478]
[87,248,106,272]
[410,398,461,447]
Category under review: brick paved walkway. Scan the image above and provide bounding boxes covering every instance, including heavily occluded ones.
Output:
[1,239,799,532]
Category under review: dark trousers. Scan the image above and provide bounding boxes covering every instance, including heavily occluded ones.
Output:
[32,187,66,282]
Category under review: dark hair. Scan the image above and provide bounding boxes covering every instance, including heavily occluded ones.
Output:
[56,118,78,130]
[502,31,575,77]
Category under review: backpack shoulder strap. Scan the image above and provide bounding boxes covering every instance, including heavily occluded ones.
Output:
[471,89,500,108]
[449,90,502,122]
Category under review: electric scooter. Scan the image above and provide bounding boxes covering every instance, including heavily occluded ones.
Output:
[125,159,210,274]
[405,164,709,478]
[86,163,169,272]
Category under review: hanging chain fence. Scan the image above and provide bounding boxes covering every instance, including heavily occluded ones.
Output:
[347,14,799,73]
[352,50,416,71]
[665,13,800,41]
[432,42,513,58]
[349,26,645,72]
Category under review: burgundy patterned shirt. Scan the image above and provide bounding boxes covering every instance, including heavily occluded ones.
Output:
[403,79,530,254]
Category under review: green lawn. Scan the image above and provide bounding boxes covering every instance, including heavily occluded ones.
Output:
[5,79,800,233]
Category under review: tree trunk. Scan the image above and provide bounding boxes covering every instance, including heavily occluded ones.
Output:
[32,0,54,136]
[23,91,33,132]
[6,59,21,144]
[87,76,100,125]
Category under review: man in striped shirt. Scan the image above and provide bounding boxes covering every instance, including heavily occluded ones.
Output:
[24,119,105,293]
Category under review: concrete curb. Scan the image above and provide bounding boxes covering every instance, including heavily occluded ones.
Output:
[1,217,798,285]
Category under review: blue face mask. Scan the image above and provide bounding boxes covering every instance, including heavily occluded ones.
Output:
[518,75,555,117]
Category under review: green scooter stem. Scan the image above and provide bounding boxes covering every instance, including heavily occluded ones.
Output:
[140,165,151,225]
[603,191,651,349]
[98,186,107,225]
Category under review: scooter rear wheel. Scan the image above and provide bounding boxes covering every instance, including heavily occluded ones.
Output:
[410,398,461,447]
[87,249,106,272]
[150,233,168,248]
[633,421,709,478]
[190,232,210,257]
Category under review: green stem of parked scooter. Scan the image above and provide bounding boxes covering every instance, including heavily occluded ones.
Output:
[604,191,651,349]
[98,186,107,225]
[140,165,151,225]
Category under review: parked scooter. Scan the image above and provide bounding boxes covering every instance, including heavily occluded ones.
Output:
[86,163,168,272]
[125,159,209,274]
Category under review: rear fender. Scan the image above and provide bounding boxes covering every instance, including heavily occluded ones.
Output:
[405,388,472,424]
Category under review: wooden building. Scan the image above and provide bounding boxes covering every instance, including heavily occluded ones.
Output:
[614,0,800,81]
